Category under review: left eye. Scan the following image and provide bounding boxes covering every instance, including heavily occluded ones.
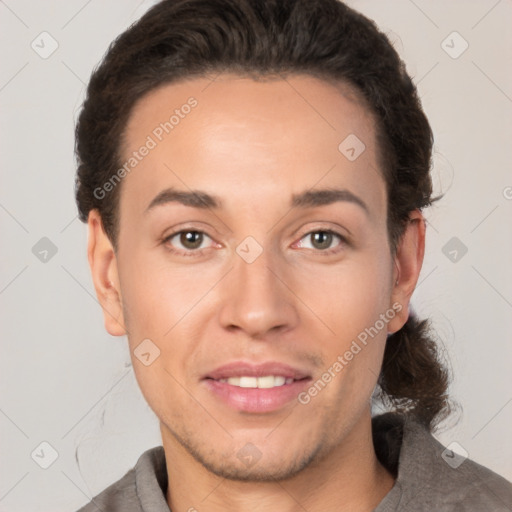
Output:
[296,230,345,252]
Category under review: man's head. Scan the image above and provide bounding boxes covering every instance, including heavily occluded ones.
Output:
[76,0,449,482]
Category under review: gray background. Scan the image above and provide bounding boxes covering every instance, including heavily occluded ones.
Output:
[1,0,511,510]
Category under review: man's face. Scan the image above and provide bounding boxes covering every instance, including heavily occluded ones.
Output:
[108,74,401,480]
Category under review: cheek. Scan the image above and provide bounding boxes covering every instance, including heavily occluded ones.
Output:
[308,252,392,341]
[118,248,215,333]
[302,248,393,404]
[118,260,204,416]
[117,251,220,391]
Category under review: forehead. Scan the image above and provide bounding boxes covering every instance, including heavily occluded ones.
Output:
[119,73,385,221]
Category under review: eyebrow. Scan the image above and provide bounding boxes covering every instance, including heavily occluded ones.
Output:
[145,187,369,215]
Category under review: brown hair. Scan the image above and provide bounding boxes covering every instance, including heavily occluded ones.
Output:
[75,0,450,430]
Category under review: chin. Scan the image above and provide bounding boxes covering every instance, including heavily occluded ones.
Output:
[195,450,321,483]
[169,422,326,482]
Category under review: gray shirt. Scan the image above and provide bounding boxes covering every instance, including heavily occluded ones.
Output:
[76,414,512,511]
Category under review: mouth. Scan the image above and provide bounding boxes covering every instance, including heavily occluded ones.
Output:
[202,362,312,413]
[216,375,296,388]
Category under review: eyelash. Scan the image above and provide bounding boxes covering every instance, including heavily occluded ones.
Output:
[161,228,348,257]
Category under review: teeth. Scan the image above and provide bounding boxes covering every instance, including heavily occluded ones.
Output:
[239,376,257,388]
[273,376,286,387]
[221,375,292,388]
[258,375,279,388]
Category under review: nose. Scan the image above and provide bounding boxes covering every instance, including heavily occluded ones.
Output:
[218,241,299,339]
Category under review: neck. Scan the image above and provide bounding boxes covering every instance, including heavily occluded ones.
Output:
[161,411,395,512]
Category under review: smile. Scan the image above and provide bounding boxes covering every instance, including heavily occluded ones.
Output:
[217,376,294,388]
[202,362,312,413]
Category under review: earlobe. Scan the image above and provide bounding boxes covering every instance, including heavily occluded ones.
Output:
[87,210,126,337]
[387,210,426,334]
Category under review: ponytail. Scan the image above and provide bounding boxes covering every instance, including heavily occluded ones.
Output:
[377,312,451,431]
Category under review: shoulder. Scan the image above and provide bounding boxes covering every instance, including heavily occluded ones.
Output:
[425,446,512,511]
[75,468,138,512]
[75,446,168,512]
[373,413,512,511]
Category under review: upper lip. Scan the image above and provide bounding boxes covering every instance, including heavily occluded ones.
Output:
[203,361,311,381]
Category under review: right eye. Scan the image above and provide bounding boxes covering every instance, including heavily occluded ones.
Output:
[162,230,216,256]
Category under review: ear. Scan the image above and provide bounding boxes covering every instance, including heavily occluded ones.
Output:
[387,209,426,334]
[87,210,126,336]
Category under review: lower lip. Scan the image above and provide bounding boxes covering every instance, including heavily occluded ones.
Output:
[203,378,311,413]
